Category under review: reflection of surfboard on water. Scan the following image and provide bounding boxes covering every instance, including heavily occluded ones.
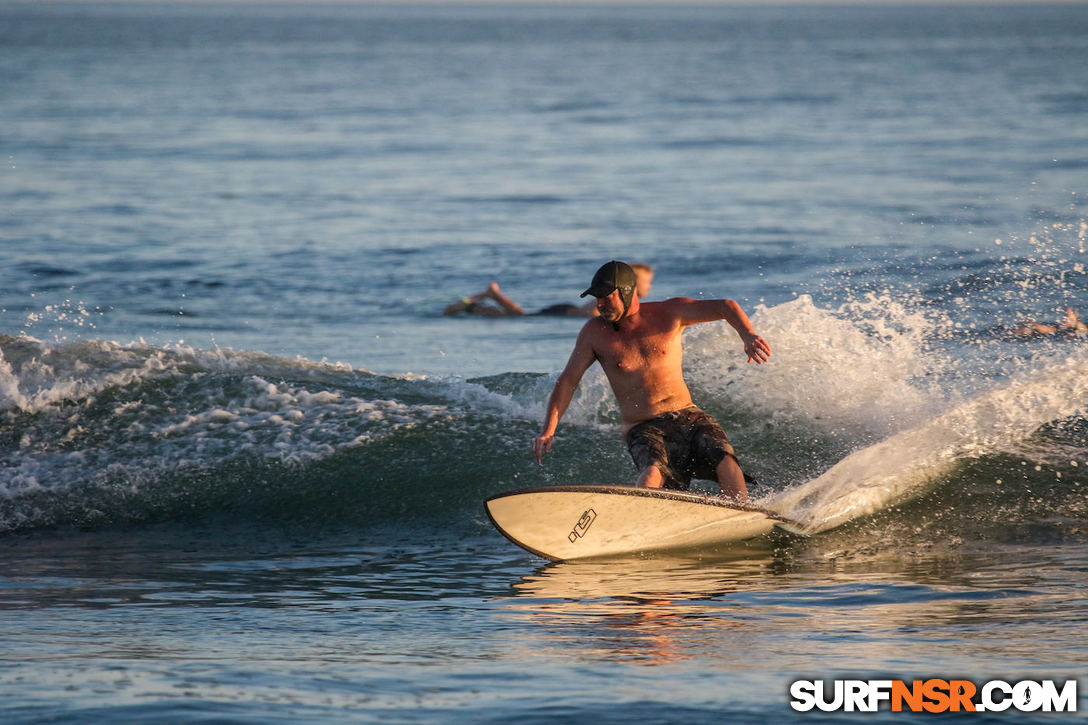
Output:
[485,485,804,561]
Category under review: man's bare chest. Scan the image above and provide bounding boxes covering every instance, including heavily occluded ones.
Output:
[593,326,680,372]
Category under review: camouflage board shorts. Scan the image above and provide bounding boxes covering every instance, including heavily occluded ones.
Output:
[624,406,736,491]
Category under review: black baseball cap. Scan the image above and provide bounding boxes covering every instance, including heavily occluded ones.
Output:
[580,261,637,298]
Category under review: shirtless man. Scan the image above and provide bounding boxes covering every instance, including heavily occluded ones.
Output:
[532,260,770,501]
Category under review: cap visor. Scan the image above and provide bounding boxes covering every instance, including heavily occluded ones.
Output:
[580,285,613,298]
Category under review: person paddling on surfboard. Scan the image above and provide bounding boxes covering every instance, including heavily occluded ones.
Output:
[531,260,770,501]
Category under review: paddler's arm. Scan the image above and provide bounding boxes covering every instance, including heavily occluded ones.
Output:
[532,325,597,463]
[672,297,771,364]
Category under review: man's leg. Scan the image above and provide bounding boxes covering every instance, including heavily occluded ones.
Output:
[716,455,748,501]
[637,465,665,488]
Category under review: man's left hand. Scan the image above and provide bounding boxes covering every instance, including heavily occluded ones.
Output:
[743,334,770,364]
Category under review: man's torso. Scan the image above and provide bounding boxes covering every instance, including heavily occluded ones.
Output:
[585,300,695,429]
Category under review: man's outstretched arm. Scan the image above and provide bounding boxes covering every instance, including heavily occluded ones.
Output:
[533,327,597,463]
[672,297,771,364]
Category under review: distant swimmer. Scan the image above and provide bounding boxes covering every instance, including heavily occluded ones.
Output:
[531,260,769,501]
[444,264,654,318]
[443,282,525,317]
[1013,307,1088,337]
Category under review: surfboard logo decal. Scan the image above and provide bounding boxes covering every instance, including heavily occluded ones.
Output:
[568,509,597,543]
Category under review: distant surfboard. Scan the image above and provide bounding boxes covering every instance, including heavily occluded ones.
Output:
[485,485,803,561]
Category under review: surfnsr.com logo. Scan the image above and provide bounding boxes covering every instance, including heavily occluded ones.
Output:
[790,679,1078,713]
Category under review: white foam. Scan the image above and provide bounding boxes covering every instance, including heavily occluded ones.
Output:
[437,364,620,431]
[685,294,949,438]
[0,337,449,509]
[765,354,1088,534]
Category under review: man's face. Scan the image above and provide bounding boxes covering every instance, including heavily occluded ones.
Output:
[596,289,625,321]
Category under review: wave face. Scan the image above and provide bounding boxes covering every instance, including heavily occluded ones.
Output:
[3,287,1086,541]
[0,336,544,532]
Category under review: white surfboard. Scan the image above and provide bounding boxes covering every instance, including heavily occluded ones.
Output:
[485,485,802,561]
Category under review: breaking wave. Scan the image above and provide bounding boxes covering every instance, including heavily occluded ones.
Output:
[1,287,1086,543]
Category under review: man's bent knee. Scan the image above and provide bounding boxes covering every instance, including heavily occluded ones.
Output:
[637,465,665,488]
[716,454,748,501]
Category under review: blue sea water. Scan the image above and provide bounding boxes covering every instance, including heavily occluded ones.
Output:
[2,2,1088,722]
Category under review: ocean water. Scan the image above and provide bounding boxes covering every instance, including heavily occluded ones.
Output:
[2,2,1088,722]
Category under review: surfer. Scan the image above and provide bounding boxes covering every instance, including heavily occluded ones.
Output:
[531,260,770,501]
[444,265,654,317]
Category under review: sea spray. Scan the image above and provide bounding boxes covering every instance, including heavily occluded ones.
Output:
[685,294,950,442]
[681,290,1088,535]
[765,354,1088,534]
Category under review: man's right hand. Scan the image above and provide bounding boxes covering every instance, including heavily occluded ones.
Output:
[532,434,554,463]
